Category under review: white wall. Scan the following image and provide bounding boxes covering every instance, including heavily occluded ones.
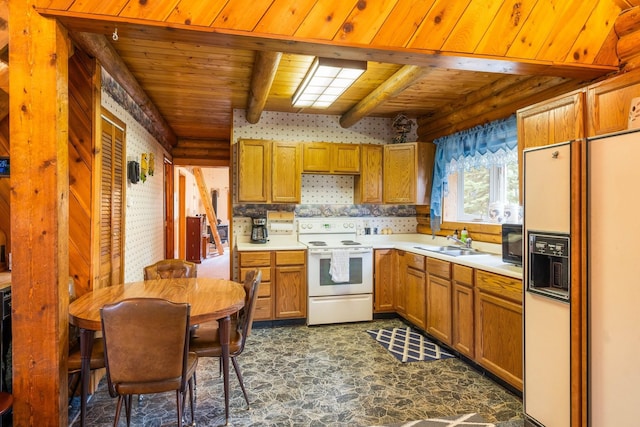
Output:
[102,91,167,282]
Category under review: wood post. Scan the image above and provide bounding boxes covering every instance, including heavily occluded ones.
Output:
[193,168,224,255]
[9,2,70,425]
[246,51,282,124]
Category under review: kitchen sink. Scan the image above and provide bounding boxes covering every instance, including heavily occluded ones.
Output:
[414,246,485,257]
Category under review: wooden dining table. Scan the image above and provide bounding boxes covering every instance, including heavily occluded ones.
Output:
[68,277,245,427]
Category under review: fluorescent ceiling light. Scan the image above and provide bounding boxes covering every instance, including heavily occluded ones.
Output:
[292,57,367,109]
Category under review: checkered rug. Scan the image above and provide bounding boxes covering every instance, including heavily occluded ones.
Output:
[366,327,455,363]
[370,413,495,426]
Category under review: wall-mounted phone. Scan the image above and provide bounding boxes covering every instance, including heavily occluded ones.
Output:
[128,160,140,184]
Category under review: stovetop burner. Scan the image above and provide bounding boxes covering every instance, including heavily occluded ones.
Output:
[341,240,361,245]
[308,241,327,246]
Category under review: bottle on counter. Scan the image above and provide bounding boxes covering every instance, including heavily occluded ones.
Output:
[460,227,469,242]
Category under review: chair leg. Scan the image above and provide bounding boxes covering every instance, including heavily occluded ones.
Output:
[113,395,124,427]
[231,356,250,408]
[176,390,183,427]
[125,394,133,426]
[68,372,80,405]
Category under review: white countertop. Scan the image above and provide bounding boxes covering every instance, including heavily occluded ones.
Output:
[235,233,523,280]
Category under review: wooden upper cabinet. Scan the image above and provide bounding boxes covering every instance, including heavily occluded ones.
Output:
[237,139,300,204]
[272,141,301,203]
[516,90,585,203]
[587,69,640,137]
[383,142,435,204]
[302,142,360,174]
[355,144,383,204]
[237,139,271,203]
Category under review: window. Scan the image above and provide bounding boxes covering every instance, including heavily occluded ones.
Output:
[430,115,518,231]
[443,154,519,223]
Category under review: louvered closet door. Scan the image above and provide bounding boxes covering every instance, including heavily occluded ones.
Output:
[99,116,125,288]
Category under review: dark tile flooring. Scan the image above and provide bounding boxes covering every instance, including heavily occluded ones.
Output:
[69,318,524,427]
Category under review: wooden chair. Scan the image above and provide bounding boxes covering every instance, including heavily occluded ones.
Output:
[143,259,197,280]
[189,269,262,408]
[0,392,12,416]
[100,298,198,427]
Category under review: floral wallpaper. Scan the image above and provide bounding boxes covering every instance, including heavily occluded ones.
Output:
[231,109,420,236]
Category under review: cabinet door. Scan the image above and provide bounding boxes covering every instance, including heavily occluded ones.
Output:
[452,283,474,358]
[374,249,394,312]
[272,141,301,203]
[405,267,426,330]
[394,250,406,315]
[185,217,203,263]
[384,143,416,203]
[331,144,360,173]
[475,289,523,390]
[238,139,270,202]
[302,142,331,172]
[426,274,452,344]
[355,144,383,203]
[275,265,307,319]
[587,71,640,136]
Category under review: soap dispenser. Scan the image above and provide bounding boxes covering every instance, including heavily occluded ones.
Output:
[460,227,469,242]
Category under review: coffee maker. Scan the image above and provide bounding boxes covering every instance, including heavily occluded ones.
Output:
[250,217,268,243]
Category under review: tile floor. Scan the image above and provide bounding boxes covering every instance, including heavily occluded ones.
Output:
[69,318,524,427]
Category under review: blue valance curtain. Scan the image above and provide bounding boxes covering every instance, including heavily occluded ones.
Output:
[429,115,518,232]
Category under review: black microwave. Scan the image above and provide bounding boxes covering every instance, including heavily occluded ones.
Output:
[501,223,523,266]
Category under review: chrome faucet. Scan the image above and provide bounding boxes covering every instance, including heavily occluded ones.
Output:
[447,234,473,249]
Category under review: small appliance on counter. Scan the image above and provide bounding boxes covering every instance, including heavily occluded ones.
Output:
[250,217,268,243]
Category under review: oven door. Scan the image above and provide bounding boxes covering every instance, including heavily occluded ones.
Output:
[307,248,373,297]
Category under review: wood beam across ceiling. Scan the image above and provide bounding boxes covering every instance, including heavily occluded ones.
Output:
[246,51,282,124]
[340,65,432,128]
[69,31,177,151]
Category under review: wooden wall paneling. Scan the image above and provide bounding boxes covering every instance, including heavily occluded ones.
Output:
[475,0,536,57]
[441,0,504,54]
[9,2,70,423]
[408,0,470,50]
[370,0,435,48]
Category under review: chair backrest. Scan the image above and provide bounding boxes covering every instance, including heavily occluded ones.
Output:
[100,298,192,395]
[237,269,262,346]
[143,259,197,280]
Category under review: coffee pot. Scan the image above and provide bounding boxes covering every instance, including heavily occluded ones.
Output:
[250,217,268,243]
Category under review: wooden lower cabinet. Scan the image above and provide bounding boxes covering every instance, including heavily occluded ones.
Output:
[394,251,407,316]
[426,258,452,345]
[274,250,306,319]
[238,249,307,321]
[404,252,426,329]
[374,249,394,312]
[475,270,523,390]
[452,264,474,358]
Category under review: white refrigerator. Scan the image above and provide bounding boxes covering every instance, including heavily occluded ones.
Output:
[587,129,640,426]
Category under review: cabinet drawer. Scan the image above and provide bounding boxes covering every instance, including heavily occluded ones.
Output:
[475,270,522,303]
[254,297,273,320]
[239,251,271,266]
[453,264,473,286]
[404,253,425,271]
[275,250,306,265]
[257,281,272,298]
[240,266,271,283]
[427,258,450,279]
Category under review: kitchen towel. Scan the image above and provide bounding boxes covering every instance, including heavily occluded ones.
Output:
[329,249,350,282]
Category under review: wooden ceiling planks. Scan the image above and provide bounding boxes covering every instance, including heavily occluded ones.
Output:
[165,0,229,27]
[293,2,356,40]
[369,0,435,48]
[474,0,537,57]
[119,0,181,22]
[333,0,399,45]
[212,0,275,31]
[440,0,504,54]
[567,0,618,64]
[254,0,316,36]
[68,0,128,15]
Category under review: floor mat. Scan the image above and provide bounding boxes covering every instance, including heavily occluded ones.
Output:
[370,412,495,426]
[367,327,455,363]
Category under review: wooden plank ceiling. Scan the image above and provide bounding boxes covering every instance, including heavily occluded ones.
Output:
[32,1,636,165]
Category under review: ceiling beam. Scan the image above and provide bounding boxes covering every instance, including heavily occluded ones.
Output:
[69,31,177,150]
[340,65,431,128]
[246,51,282,124]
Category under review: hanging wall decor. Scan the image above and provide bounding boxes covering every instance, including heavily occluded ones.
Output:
[140,153,148,182]
[148,153,155,176]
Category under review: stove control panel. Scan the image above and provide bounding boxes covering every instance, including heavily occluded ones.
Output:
[298,219,358,233]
